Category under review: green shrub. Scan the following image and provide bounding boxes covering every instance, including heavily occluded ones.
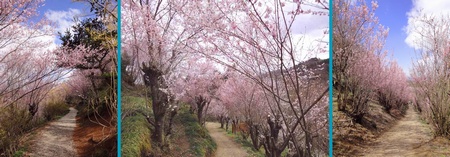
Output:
[121,96,152,157]
[43,101,70,121]
[0,106,33,156]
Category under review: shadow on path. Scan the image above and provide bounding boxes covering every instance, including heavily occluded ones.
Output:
[28,107,78,157]
[362,106,433,157]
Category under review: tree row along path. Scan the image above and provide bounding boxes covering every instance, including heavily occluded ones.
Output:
[362,106,433,157]
[28,107,78,157]
[205,122,249,157]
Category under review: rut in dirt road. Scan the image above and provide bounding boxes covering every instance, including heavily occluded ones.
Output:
[363,106,433,157]
[205,122,249,157]
[28,107,78,157]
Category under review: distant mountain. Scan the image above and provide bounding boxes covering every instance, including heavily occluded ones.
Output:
[293,58,329,82]
[253,57,329,83]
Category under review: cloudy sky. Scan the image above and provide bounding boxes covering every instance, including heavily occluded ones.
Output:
[37,0,90,45]
[369,0,450,76]
[291,2,329,60]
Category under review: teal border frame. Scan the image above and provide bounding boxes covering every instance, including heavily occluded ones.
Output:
[117,0,122,156]
[328,0,333,156]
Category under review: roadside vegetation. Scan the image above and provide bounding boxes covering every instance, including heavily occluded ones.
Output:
[121,0,329,156]
[121,90,216,157]
[0,0,117,156]
[333,0,450,156]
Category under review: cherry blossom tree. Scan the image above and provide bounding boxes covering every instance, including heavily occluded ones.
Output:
[0,1,73,155]
[122,0,329,156]
[174,60,224,126]
[183,1,329,156]
[121,0,202,149]
[409,13,450,137]
[377,61,410,114]
[0,0,66,111]
[216,70,270,150]
[333,0,392,122]
[53,2,118,146]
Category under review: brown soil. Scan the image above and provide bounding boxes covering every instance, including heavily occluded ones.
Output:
[361,107,450,157]
[333,101,397,156]
[334,100,450,157]
[27,107,78,156]
[205,122,248,157]
[413,137,450,156]
[164,121,192,157]
[73,112,116,157]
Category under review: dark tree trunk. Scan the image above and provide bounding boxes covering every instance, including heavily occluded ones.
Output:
[249,123,261,150]
[165,108,178,137]
[195,96,210,126]
[142,63,172,147]
[219,115,225,128]
[28,102,38,117]
[225,117,230,131]
[232,118,239,134]
[262,116,283,157]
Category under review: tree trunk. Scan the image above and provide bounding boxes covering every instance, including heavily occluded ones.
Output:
[195,96,210,126]
[152,113,164,146]
[225,117,229,131]
[249,124,260,150]
[262,116,283,157]
[219,115,225,128]
[142,63,172,148]
[232,118,239,134]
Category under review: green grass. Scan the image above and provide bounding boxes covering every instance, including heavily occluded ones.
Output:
[121,96,152,157]
[43,101,70,121]
[225,130,265,157]
[121,95,217,157]
[178,106,216,157]
[13,147,26,157]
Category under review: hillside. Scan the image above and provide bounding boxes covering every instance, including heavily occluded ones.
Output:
[269,57,329,82]
[333,99,450,156]
[121,92,216,157]
[333,99,399,156]
[294,57,329,81]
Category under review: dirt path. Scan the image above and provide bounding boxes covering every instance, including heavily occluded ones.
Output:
[362,106,433,157]
[205,122,249,157]
[28,107,78,157]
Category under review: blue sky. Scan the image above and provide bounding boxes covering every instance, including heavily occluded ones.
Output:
[38,0,87,14]
[369,0,415,76]
[368,0,450,76]
[36,0,92,44]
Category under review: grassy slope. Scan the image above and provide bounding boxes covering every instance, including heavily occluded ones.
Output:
[224,129,265,157]
[121,95,216,157]
[121,96,152,157]
[177,106,216,157]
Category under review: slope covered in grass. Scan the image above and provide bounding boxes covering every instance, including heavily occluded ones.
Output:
[121,94,216,157]
[121,96,152,157]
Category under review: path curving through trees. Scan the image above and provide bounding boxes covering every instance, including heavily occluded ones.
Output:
[28,107,78,157]
[362,106,433,156]
[205,122,248,157]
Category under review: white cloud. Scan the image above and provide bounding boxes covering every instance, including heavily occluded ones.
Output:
[291,5,329,35]
[275,1,329,61]
[0,24,57,61]
[292,10,329,60]
[44,8,82,34]
[293,29,329,61]
[404,0,450,49]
